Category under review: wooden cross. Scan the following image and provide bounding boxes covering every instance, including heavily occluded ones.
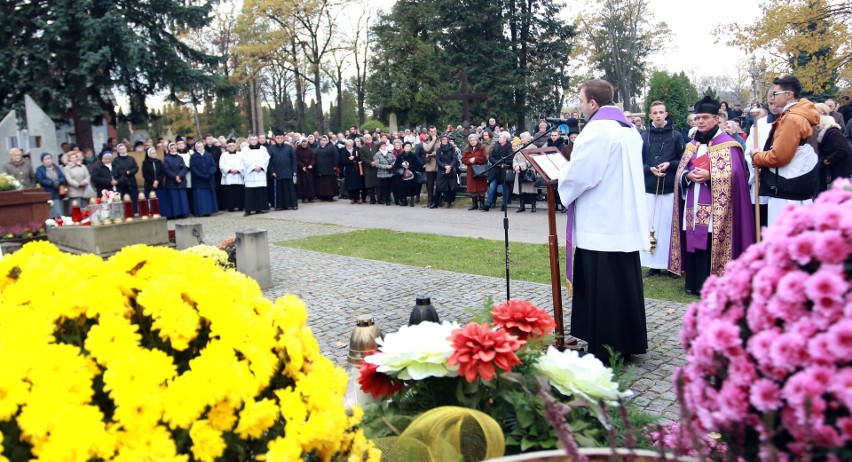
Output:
[441,70,488,124]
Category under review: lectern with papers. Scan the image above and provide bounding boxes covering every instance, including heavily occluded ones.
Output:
[522,147,577,350]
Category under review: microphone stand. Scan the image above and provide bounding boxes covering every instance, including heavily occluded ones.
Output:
[481,125,559,301]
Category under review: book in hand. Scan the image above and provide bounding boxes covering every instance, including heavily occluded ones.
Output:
[527,152,569,182]
[691,155,711,172]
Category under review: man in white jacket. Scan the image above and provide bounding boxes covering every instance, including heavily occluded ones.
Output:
[558,79,649,363]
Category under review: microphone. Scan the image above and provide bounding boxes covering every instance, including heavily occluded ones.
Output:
[545,117,573,125]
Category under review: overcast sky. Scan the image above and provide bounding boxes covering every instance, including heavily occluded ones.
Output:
[136,0,764,112]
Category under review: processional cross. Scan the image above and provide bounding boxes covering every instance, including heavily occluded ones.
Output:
[441,70,488,123]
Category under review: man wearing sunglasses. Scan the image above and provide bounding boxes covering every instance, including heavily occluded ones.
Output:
[751,75,820,225]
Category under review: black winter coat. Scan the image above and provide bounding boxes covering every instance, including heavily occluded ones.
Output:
[142,157,165,189]
[112,155,139,189]
[641,118,684,194]
[90,163,116,195]
[268,143,297,178]
[313,143,338,176]
[163,153,188,189]
[819,126,852,182]
[487,141,513,183]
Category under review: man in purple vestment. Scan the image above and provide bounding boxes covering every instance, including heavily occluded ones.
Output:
[668,96,755,295]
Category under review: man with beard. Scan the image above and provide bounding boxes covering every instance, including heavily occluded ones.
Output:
[268,130,298,211]
[668,96,755,295]
[641,101,684,278]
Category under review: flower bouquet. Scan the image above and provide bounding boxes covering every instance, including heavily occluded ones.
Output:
[183,244,235,270]
[677,179,852,460]
[357,300,641,455]
[0,173,23,192]
[0,242,379,461]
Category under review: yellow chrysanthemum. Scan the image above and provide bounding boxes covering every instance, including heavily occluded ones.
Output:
[0,242,377,461]
[235,398,279,439]
[189,419,226,462]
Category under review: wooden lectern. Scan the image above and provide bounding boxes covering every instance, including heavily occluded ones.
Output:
[522,147,580,351]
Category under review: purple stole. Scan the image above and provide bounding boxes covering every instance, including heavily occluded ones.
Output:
[565,107,632,286]
[685,148,712,252]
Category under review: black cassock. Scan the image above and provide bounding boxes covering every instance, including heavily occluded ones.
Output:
[570,248,648,364]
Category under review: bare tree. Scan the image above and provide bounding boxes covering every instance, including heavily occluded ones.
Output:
[583,0,669,111]
[350,7,372,126]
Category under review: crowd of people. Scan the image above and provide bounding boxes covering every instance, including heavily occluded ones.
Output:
[3,119,585,220]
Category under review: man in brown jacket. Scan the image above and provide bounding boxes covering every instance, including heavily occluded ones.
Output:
[751,75,821,226]
[422,125,439,207]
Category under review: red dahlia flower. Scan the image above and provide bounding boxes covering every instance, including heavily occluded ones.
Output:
[491,300,556,341]
[357,360,404,399]
[448,322,525,382]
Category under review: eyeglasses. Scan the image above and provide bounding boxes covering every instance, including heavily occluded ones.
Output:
[770,90,790,97]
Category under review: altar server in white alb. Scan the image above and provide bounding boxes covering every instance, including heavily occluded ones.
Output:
[751,75,820,226]
[557,79,649,363]
[640,101,685,277]
[240,134,270,216]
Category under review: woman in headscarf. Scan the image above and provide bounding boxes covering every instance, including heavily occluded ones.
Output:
[3,148,35,188]
[373,140,395,205]
[62,151,91,211]
[240,134,270,215]
[90,151,117,197]
[219,139,245,211]
[112,143,139,211]
[340,139,365,204]
[295,137,316,203]
[461,133,488,210]
[816,114,852,190]
[394,141,423,207]
[189,141,218,216]
[432,134,459,208]
[142,147,165,200]
[162,142,190,219]
[35,152,68,217]
[313,135,339,201]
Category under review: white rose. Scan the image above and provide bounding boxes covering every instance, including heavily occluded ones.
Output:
[365,321,460,380]
[534,346,631,404]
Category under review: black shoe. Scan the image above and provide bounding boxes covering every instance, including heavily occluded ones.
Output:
[481,205,490,212]
[446,202,453,208]
[645,269,661,277]
[401,199,409,206]
[531,204,536,213]
[685,289,699,296]
[501,204,507,212]
[670,273,681,280]
[429,203,438,209]
[370,198,377,204]
[244,211,250,216]
[409,200,415,207]
[468,199,478,211]
[516,206,525,213]
[386,202,391,206]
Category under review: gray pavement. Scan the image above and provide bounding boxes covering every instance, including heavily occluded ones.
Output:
[170,203,684,422]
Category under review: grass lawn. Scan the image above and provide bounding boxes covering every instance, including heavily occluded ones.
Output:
[275,229,697,303]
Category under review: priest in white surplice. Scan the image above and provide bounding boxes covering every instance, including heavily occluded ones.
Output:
[241,134,270,216]
[557,79,649,363]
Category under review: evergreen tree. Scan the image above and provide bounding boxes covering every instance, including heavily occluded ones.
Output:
[645,71,698,130]
[0,0,219,150]
[211,95,246,137]
[366,0,449,127]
